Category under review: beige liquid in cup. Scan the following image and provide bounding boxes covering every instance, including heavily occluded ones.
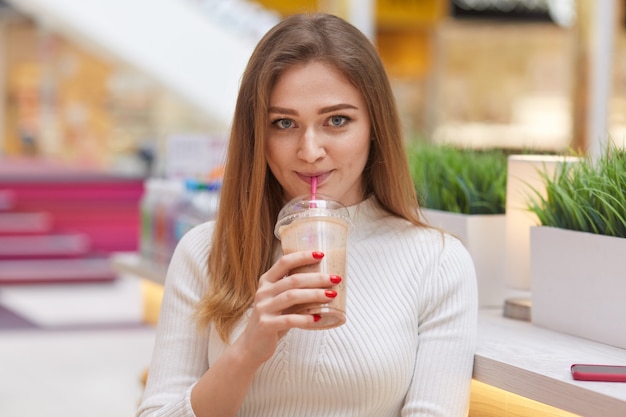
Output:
[277,214,349,329]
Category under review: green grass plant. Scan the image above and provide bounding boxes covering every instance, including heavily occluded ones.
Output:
[528,143,626,238]
[406,142,508,215]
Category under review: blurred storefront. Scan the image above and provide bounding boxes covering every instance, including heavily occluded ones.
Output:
[0,0,625,169]
[0,0,234,176]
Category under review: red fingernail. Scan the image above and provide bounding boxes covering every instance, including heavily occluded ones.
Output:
[325,290,337,298]
[312,251,324,259]
[313,314,322,322]
[330,275,342,284]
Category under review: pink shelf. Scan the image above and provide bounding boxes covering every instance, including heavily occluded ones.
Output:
[0,257,117,284]
[0,234,91,259]
[0,190,15,211]
[0,159,144,253]
[0,212,53,235]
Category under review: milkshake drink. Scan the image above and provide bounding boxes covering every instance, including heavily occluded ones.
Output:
[274,195,350,329]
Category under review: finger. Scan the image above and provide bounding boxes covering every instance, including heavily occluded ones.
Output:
[257,306,331,331]
[261,250,325,284]
[254,272,342,317]
[272,287,338,313]
[280,310,332,330]
[273,271,342,294]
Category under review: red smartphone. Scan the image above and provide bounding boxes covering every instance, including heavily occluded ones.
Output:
[571,364,626,382]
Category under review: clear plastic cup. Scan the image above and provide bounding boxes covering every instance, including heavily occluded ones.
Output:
[274,194,350,329]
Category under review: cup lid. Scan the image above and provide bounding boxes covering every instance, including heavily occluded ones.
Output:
[274,194,351,239]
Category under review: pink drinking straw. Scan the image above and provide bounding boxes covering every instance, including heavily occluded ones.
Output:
[310,176,318,208]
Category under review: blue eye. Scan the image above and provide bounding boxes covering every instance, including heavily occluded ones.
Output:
[328,115,349,127]
[272,118,294,129]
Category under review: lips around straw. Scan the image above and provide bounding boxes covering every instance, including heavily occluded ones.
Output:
[310,176,317,208]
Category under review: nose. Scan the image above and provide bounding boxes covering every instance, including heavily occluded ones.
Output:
[296,128,326,163]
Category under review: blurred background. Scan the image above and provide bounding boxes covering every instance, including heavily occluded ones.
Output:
[1,0,624,169]
[0,1,624,416]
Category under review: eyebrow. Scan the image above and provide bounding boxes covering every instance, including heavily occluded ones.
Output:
[268,103,358,116]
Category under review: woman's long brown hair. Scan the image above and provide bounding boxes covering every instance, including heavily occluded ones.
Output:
[195,13,425,342]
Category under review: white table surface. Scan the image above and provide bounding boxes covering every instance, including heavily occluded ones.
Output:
[476,308,626,417]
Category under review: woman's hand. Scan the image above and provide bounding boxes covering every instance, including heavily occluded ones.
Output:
[232,250,341,367]
[191,250,340,417]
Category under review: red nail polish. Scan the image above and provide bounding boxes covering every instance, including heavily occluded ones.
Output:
[325,290,337,298]
[313,314,322,322]
[330,275,342,284]
[312,251,324,259]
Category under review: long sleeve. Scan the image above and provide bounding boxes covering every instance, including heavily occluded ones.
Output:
[343,199,477,417]
[402,234,478,417]
[136,222,215,417]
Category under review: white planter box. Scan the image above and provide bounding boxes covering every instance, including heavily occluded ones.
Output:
[531,226,626,349]
[422,209,508,307]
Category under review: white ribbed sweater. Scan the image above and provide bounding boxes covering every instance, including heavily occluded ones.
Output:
[137,197,478,417]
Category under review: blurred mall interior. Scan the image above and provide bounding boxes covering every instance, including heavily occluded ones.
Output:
[0,1,625,416]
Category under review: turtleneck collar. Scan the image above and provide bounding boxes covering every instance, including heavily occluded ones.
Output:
[345,195,388,235]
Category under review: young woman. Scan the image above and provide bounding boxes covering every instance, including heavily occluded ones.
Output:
[137,13,477,417]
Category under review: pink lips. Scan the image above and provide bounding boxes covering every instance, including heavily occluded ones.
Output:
[298,172,331,185]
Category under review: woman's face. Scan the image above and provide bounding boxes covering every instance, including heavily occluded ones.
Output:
[265,61,371,207]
